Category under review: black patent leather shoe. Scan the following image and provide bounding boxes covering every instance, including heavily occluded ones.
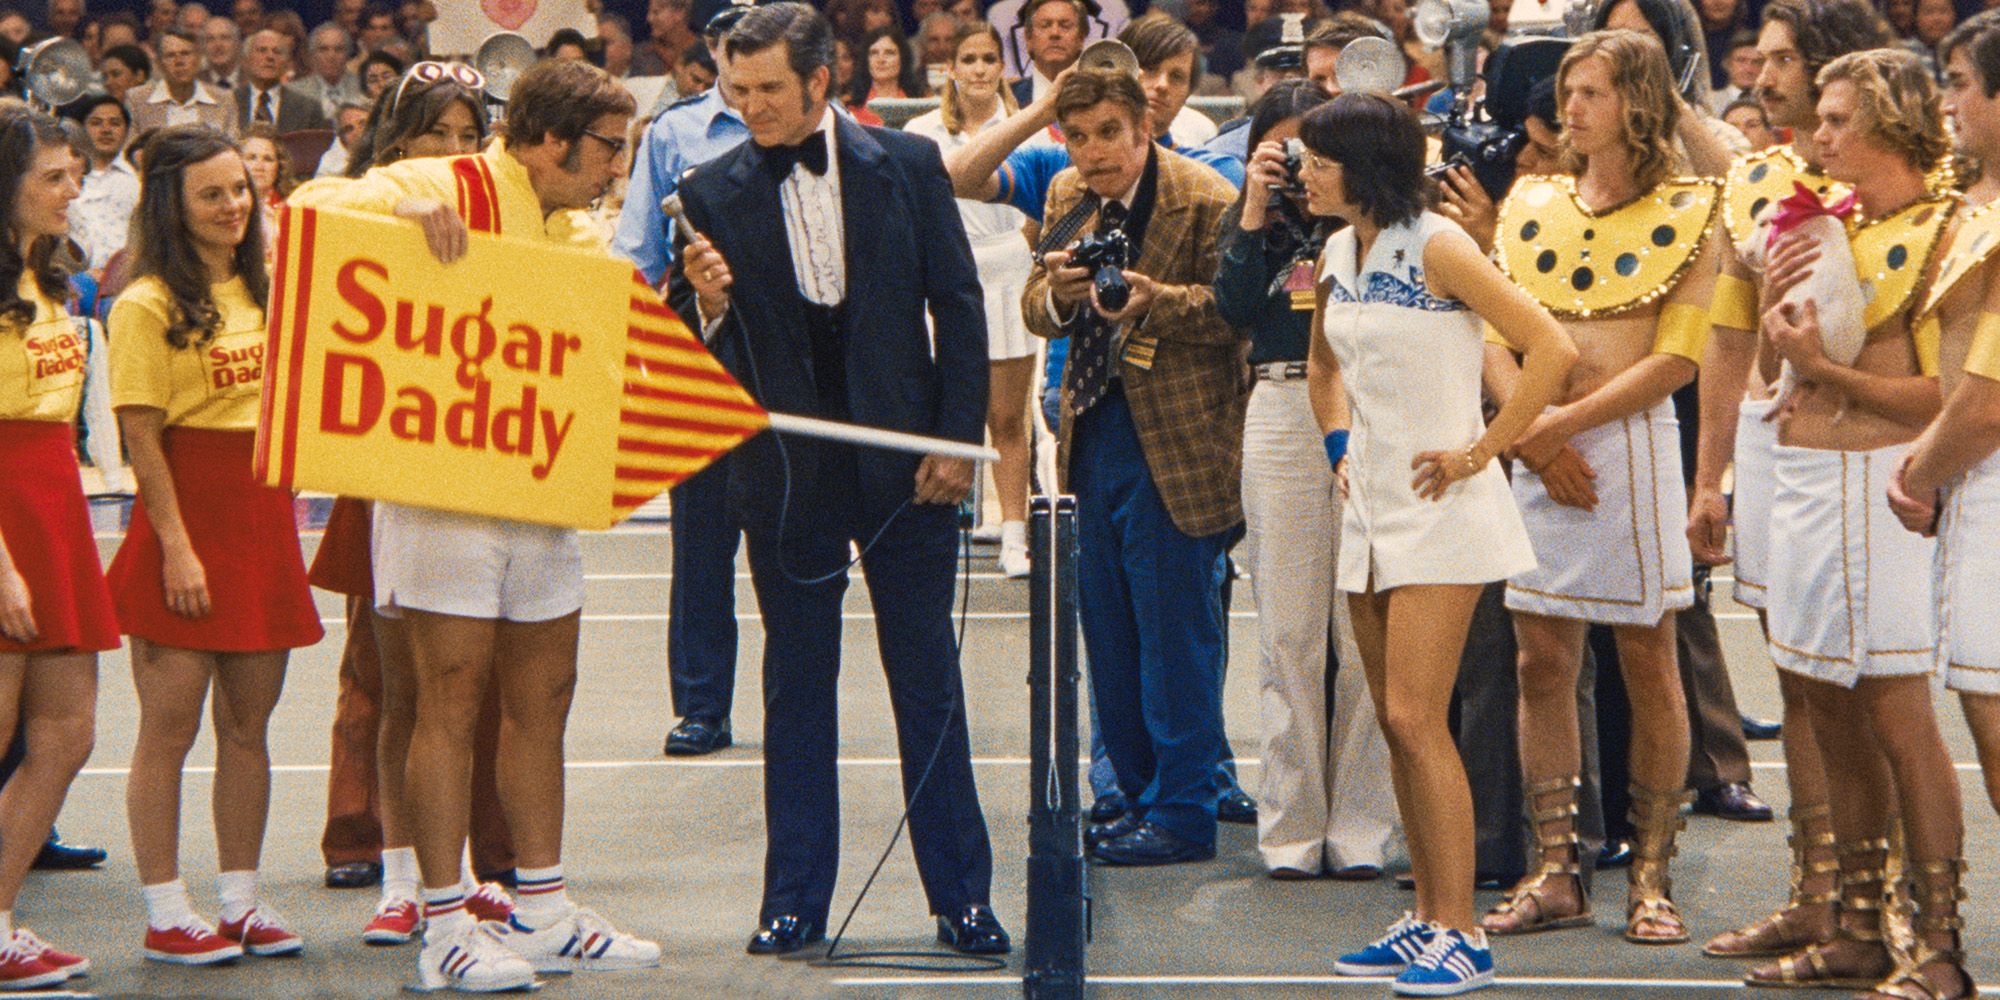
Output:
[936,904,1011,955]
[1741,714,1783,741]
[1217,788,1258,825]
[1598,838,1633,869]
[33,830,106,870]
[1089,791,1128,824]
[746,914,825,955]
[1092,822,1216,866]
[324,860,382,888]
[664,716,732,756]
[1692,782,1774,822]
[1085,812,1141,848]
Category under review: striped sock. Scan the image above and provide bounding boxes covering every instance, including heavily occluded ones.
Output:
[513,866,567,927]
[421,886,471,940]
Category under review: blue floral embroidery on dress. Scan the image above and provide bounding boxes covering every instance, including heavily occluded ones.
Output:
[1324,265,1465,312]
[1362,267,1466,312]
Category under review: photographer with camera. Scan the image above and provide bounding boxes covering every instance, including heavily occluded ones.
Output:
[1213,78,1395,881]
[1024,67,1246,866]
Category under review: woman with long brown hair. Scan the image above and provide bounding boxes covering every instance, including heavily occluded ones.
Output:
[108,124,322,966]
[0,105,110,991]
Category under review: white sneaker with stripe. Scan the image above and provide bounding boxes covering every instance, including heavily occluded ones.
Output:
[414,921,536,993]
[496,904,661,973]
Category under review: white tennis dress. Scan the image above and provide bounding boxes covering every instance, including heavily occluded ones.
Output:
[1321,212,1537,593]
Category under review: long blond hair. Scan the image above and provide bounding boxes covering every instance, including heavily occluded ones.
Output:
[1816,48,1949,173]
[1557,29,1683,191]
[940,20,1019,135]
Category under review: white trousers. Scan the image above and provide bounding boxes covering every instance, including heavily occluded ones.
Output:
[1241,380,1396,872]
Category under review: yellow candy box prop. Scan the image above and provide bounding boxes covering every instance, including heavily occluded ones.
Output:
[254,205,767,530]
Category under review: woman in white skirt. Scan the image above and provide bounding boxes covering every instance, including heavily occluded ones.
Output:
[906,20,1037,576]
[1304,94,1576,997]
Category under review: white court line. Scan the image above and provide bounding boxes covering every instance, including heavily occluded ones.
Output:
[829,974,2000,993]
[312,611,1262,626]
[66,757,1985,779]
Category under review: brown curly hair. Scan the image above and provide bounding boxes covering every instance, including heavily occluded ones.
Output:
[1816,48,1949,173]
[1556,29,1684,193]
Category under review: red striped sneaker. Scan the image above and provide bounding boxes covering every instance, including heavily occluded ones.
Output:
[218,905,304,957]
[143,915,244,965]
[364,898,424,945]
[13,930,89,978]
[464,883,514,924]
[0,933,65,990]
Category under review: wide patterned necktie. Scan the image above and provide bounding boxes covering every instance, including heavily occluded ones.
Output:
[1067,200,1126,417]
[255,90,274,124]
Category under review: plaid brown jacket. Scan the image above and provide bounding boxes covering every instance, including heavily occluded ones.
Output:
[1023,148,1249,538]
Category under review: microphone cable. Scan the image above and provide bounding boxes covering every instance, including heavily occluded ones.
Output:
[725,309,1009,973]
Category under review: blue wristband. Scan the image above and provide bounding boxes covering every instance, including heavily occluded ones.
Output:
[1324,429,1349,469]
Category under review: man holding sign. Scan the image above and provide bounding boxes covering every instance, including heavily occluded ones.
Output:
[288,60,660,993]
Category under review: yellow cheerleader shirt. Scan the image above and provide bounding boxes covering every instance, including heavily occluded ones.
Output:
[108,275,267,430]
[0,273,83,423]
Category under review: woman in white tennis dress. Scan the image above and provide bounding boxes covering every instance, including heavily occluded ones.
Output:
[1302,94,1575,998]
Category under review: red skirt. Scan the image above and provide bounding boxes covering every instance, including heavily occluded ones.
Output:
[0,420,119,654]
[106,428,324,652]
[308,496,373,598]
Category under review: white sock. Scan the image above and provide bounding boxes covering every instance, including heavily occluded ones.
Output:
[143,879,196,929]
[458,846,477,894]
[217,870,258,923]
[1001,520,1026,545]
[0,910,11,939]
[381,847,420,902]
[421,885,471,940]
[512,865,567,927]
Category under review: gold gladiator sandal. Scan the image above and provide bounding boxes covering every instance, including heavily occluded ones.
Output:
[1745,838,1896,990]
[1625,784,1692,944]
[1861,858,1975,1000]
[1481,776,1593,936]
[1704,803,1838,957]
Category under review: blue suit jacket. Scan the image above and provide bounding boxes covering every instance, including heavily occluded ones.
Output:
[672,115,989,525]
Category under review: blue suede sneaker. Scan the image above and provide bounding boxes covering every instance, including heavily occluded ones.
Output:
[1334,912,1436,976]
[1392,927,1494,996]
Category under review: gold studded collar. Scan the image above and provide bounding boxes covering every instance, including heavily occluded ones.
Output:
[1724,146,1842,250]
[1495,174,1722,320]
[1827,191,1947,331]
[1917,197,2000,322]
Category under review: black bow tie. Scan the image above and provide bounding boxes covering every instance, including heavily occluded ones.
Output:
[762,130,829,177]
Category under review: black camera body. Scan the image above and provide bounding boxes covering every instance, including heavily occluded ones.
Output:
[1432,121,1528,201]
[1276,138,1307,198]
[1069,229,1133,313]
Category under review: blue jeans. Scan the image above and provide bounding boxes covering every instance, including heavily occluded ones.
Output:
[1071,392,1230,847]
[667,455,740,721]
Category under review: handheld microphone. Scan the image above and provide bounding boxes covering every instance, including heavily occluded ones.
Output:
[659,192,698,243]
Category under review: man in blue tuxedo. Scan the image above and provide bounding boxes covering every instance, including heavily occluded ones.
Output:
[672,1,1008,960]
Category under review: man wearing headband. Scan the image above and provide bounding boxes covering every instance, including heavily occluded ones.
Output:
[290,60,659,994]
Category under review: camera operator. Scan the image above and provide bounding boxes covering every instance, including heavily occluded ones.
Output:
[1024,68,1246,866]
[1214,78,1395,881]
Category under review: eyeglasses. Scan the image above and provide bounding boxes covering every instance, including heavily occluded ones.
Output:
[1300,149,1336,173]
[388,60,487,119]
[582,127,628,157]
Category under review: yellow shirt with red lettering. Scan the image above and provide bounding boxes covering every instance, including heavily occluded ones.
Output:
[108,275,268,430]
[0,273,85,423]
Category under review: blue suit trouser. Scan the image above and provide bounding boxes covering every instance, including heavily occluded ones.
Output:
[667,454,740,721]
[1071,392,1229,847]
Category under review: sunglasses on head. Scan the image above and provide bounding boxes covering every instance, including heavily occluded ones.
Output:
[389,60,487,119]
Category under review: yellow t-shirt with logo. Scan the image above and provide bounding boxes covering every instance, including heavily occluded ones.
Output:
[108,275,267,430]
[0,273,84,423]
